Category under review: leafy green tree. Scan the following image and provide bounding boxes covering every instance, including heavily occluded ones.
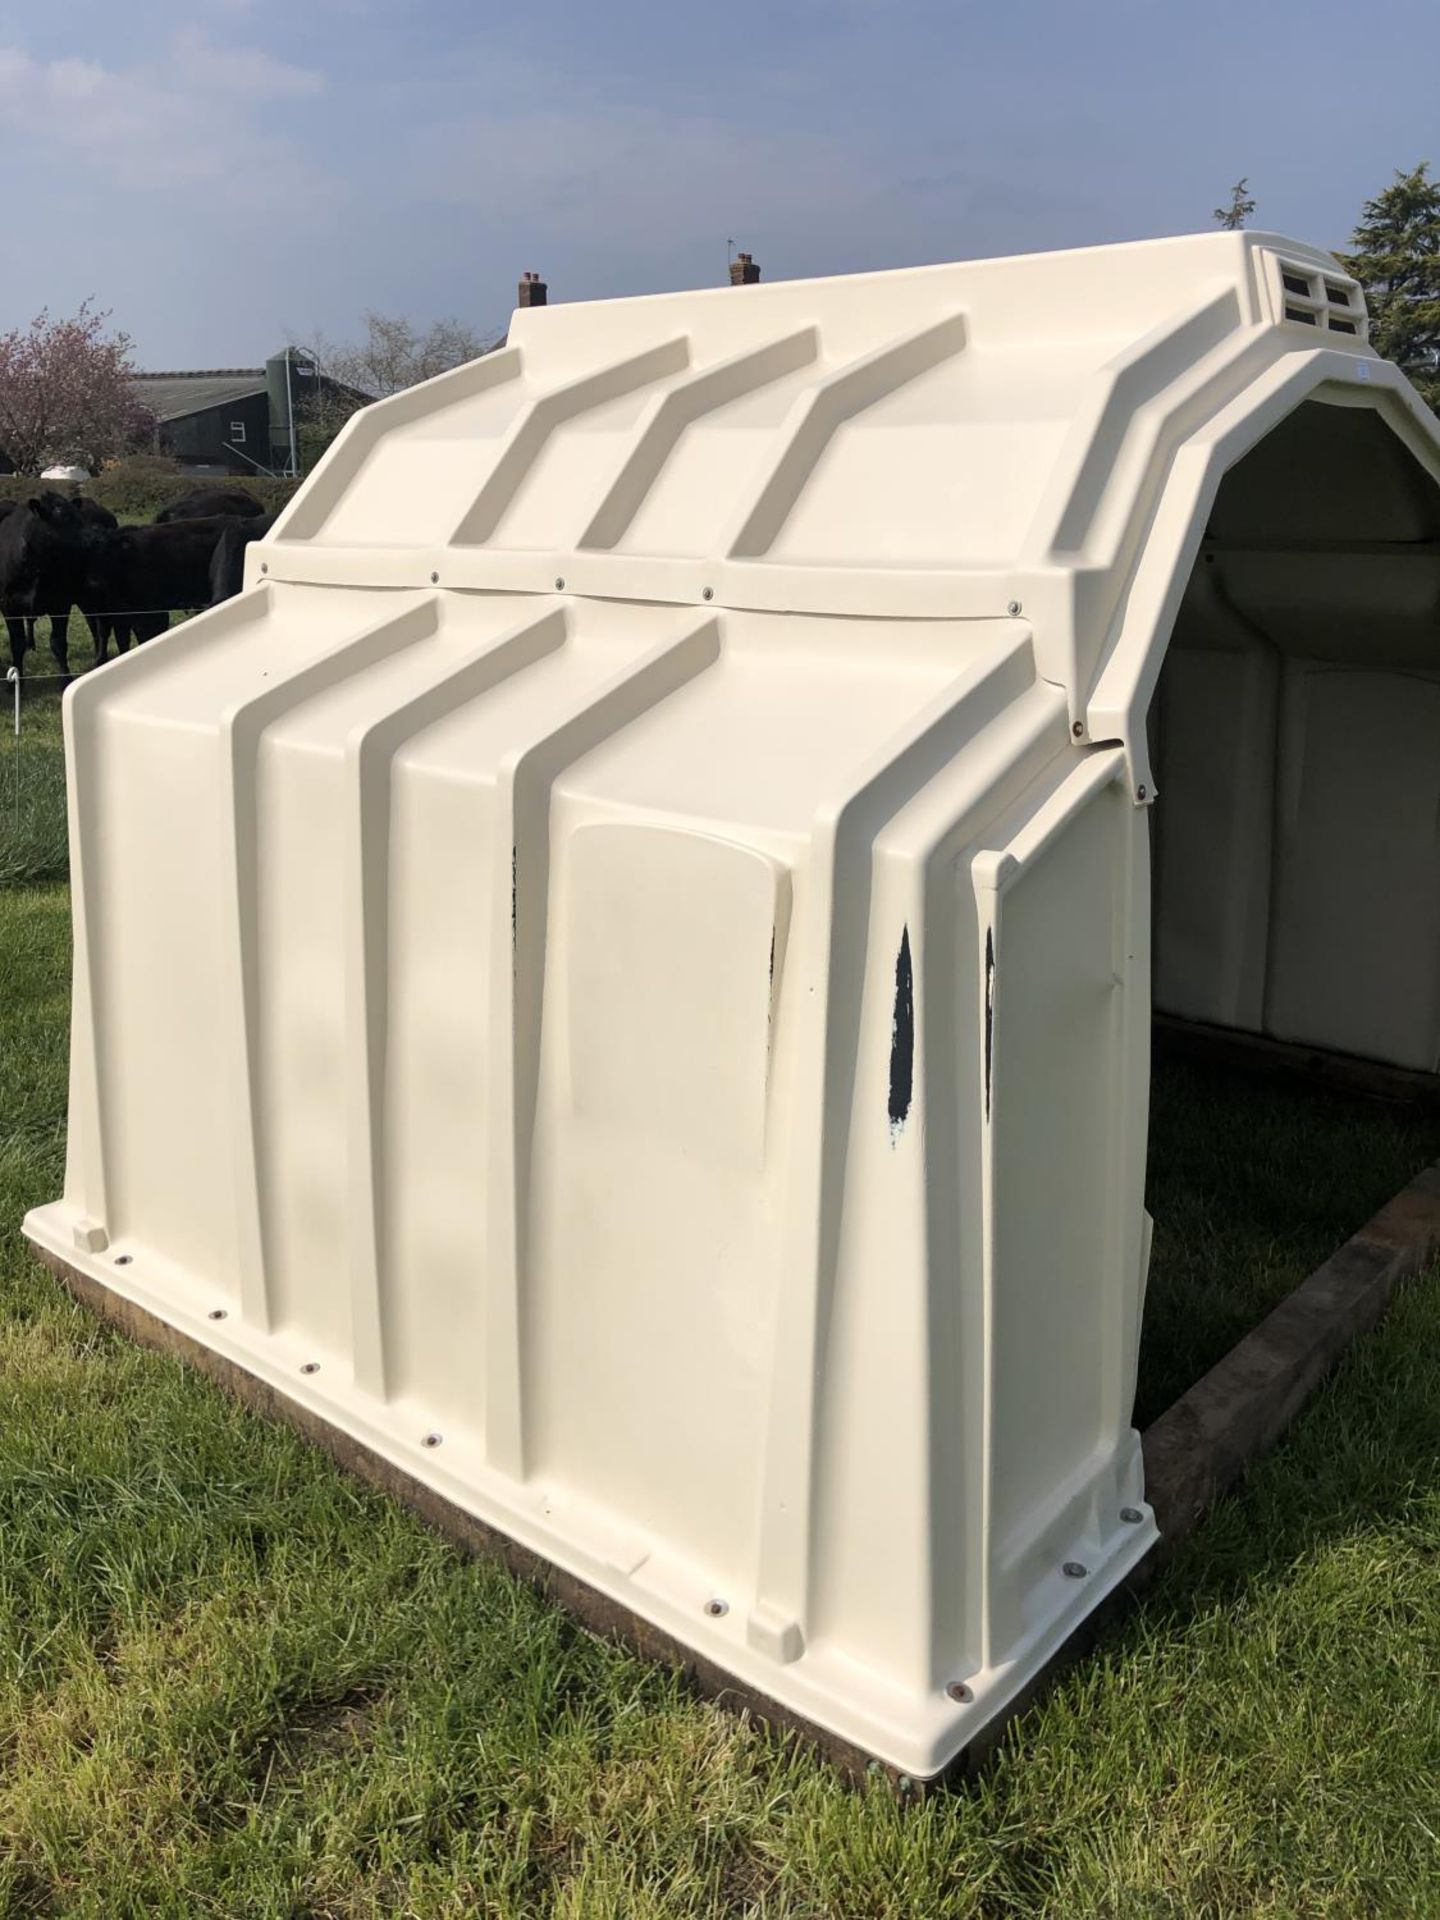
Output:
[1213,179,1256,231]
[1340,163,1440,410]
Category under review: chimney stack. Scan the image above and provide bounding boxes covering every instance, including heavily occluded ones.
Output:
[518,270,548,308]
[729,251,761,286]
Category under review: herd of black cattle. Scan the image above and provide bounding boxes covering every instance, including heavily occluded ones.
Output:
[0,485,277,679]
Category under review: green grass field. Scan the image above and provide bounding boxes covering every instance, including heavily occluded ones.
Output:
[3,656,1440,1916]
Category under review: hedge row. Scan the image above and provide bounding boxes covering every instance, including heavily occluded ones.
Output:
[0,458,301,521]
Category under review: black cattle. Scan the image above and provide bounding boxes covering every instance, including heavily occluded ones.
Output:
[74,496,119,532]
[80,516,237,653]
[209,510,278,604]
[155,487,264,524]
[0,492,91,676]
[0,492,133,674]
[0,501,15,666]
[71,497,123,662]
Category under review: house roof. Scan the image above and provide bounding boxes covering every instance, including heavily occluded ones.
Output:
[132,370,268,422]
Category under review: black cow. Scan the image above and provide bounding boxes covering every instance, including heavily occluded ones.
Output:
[70,497,122,662]
[209,511,278,603]
[155,487,264,523]
[0,492,90,676]
[0,500,15,667]
[81,516,238,655]
[0,492,128,675]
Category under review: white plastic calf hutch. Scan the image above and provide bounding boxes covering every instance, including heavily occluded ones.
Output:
[27,231,1440,1780]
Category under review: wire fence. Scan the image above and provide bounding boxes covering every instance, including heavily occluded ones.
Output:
[4,607,190,870]
[2,668,66,883]
[6,606,206,717]
[5,664,60,738]
[8,605,202,630]
[3,584,251,881]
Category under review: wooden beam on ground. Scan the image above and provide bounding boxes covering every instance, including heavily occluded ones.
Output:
[954,1161,1440,1779]
[1140,1163,1440,1547]
[1153,1015,1440,1109]
[28,1159,1440,1791]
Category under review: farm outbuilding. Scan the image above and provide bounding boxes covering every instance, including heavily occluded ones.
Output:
[27,230,1440,1780]
[132,349,352,477]
[131,367,273,476]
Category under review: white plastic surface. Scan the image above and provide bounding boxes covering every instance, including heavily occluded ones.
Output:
[26,231,1440,1778]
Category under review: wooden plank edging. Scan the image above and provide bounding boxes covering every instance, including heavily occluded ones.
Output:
[1153,1015,1440,1109]
[1139,1164,1440,1549]
[25,1158,1440,1789]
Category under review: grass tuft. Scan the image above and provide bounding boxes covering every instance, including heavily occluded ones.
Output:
[0,716,69,889]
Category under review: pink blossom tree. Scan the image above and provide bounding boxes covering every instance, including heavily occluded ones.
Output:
[0,301,155,474]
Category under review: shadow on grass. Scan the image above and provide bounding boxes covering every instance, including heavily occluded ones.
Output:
[1137,1056,1440,1426]
[1145,1253,1440,1602]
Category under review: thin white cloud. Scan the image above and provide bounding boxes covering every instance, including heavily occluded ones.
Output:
[402,90,1094,296]
[0,32,330,207]
[416,102,879,243]
[169,25,324,99]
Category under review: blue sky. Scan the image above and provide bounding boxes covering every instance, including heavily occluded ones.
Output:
[0,0,1435,367]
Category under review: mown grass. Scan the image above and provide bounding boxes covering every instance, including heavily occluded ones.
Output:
[0,604,172,887]
[0,615,117,888]
[1141,1060,1440,1423]
[2,749,1440,1910]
